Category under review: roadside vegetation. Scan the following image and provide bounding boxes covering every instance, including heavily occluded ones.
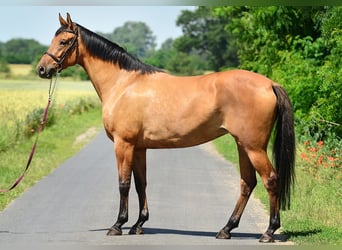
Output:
[0,67,102,210]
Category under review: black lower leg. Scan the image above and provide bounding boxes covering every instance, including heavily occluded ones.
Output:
[259,212,280,243]
[216,214,241,239]
[107,181,130,236]
[129,208,149,235]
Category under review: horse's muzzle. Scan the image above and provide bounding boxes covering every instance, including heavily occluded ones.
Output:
[37,65,56,79]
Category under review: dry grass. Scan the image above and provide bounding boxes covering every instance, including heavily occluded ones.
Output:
[9,64,32,76]
[0,79,97,122]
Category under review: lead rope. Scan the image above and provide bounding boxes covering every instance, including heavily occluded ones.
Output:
[0,73,59,193]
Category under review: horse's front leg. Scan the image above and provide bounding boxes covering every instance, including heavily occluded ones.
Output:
[129,148,149,235]
[107,139,134,236]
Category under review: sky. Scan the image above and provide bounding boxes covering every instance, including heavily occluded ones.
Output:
[0,6,195,48]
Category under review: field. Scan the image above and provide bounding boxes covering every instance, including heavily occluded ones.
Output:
[7,64,32,77]
[0,75,102,210]
[0,78,97,120]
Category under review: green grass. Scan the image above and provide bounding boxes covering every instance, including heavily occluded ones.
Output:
[0,107,102,210]
[214,135,342,245]
[214,135,239,164]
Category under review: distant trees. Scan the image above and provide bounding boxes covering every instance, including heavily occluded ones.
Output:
[99,21,157,58]
[174,6,238,71]
[144,7,239,75]
[0,38,47,64]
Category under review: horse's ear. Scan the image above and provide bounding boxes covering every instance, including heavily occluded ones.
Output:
[59,13,67,26]
[66,12,77,31]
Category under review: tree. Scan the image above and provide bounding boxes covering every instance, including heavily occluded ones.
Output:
[175,6,238,71]
[166,51,207,76]
[144,38,174,69]
[2,38,47,64]
[145,38,207,75]
[213,6,325,75]
[99,21,157,59]
[313,6,342,137]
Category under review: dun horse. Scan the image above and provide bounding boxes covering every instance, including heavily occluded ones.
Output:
[37,13,295,243]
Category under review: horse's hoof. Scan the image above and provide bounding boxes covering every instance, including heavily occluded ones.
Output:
[107,226,122,236]
[129,226,144,235]
[259,232,275,243]
[216,229,231,239]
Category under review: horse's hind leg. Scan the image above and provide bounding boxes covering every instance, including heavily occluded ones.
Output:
[246,149,280,243]
[129,148,149,235]
[216,144,257,239]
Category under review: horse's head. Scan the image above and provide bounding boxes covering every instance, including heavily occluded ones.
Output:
[37,13,79,79]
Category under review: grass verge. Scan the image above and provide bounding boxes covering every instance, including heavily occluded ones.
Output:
[0,106,102,211]
[214,135,342,245]
[0,78,105,211]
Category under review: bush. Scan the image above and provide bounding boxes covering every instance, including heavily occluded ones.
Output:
[0,109,21,152]
[23,106,57,138]
[0,59,10,74]
[22,98,100,139]
[62,98,99,115]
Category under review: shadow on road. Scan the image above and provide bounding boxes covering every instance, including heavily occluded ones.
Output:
[89,227,263,239]
[89,227,289,242]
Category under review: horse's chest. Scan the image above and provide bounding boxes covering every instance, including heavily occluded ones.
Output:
[102,98,143,140]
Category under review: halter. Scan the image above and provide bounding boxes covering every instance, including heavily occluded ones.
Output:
[44,27,79,72]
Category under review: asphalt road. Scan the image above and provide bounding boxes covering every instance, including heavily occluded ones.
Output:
[0,130,288,246]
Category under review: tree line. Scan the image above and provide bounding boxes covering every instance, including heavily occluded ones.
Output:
[0,39,46,64]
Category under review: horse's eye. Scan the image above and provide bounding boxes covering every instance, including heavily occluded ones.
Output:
[60,40,68,46]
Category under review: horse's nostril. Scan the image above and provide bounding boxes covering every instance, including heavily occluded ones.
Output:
[38,65,45,76]
[37,65,55,79]
[39,65,45,75]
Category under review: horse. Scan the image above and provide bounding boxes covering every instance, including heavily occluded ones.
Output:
[37,13,295,243]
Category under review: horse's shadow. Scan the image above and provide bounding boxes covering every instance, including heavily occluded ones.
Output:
[90,227,289,242]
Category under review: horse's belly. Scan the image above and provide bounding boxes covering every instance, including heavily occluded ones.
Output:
[139,120,228,149]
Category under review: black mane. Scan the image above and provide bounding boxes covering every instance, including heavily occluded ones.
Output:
[58,24,162,74]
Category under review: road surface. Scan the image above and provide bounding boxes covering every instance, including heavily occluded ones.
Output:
[0,130,288,246]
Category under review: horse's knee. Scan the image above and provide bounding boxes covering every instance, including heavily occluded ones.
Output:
[119,181,131,195]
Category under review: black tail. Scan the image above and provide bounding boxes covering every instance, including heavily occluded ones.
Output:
[272,84,296,210]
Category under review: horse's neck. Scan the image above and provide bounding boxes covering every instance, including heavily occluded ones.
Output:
[79,55,125,102]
